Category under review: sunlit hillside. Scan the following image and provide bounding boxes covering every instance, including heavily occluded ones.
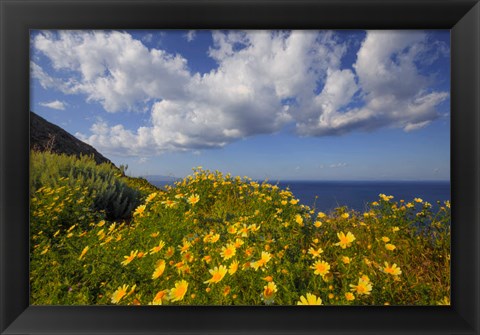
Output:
[29,151,450,306]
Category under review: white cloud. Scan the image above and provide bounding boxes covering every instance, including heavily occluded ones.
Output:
[319,163,348,169]
[185,30,196,42]
[33,31,191,113]
[39,100,67,110]
[34,30,449,156]
[296,31,449,136]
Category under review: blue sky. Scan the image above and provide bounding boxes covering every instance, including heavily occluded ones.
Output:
[30,30,450,181]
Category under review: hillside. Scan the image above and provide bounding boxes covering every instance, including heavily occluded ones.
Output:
[30,111,113,166]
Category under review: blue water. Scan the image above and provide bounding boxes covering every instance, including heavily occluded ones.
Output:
[150,180,450,213]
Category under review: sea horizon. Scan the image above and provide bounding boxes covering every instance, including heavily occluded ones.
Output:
[149,179,450,213]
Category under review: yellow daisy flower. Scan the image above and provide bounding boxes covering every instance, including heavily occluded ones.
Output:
[308,247,324,258]
[251,251,272,271]
[152,260,166,279]
[111,284,129,304]
[335,232,356,249]
[381,236,390,243]
[187,194,200,205]
[345,292,355,301]
[263,282,277,300]
[383,262,402,276]
[133,205,146,217]
[151,290,168,305]
[169,280,188,302]
[145,192,157,203]
[228,260,239,275]
[204,265,228,284]
[165,246,175,259]
[297,293,322,305]
[349,277,373,295]
[121,250,138,266]
[178,240,191,254]
[220,244,236,260]
[310,260,331,276]
[385,243,396,251]
[295,214,304,226]
[150,240,166,254]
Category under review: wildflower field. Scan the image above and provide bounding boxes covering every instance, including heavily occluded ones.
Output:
[30,152,451,306]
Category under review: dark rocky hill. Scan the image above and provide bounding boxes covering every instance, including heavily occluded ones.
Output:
[30,111,114,166]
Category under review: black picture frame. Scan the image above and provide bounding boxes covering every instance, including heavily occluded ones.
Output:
[1,0,479,334]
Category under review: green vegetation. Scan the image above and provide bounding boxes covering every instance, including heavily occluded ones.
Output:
[30,154,450,306]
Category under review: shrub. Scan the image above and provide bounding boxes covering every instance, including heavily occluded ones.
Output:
[30,150,142,223]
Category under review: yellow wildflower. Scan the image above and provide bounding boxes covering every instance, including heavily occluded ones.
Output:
[78,246,89,260]
[233,238,244,248]
[251,251,272,271]
[145,192,157,203]
[308,247,324,258]
[385,243,396,251]
[133,205,146,217]
[437,296,450,305]
[335,232,356,249]
[295,214,304,226]
[178,240,191,254]
[341,213,350,219]
[297,293,322,305]
[187,194,200,205]
[204,265,228,284]
[150,240,166,254]
[381,236,390,243]
[169,280,188,302]
[414,198,423,203]
[228,260,239,275]
[111,284,129,304]
[220,244,236,260]
[165,246,175,259]
[383,262,402,276]
[121,250,138,266]
[349,277,373,295]
[342,256,351,264]
[263,282,277,300]
[151,290,168,305]
[152,260,166,279]
[310,260,330,277]
[345,292,355,301]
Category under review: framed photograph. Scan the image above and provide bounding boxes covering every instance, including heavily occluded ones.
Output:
[1,0,479,334]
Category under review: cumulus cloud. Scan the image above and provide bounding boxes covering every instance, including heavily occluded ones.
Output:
[185,30,196,42]
[39,100,66,110]
[296,31,449,136]
[33,30,191,113]
[33,30,449,156]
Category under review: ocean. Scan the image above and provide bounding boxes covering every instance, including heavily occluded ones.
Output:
[150,180,450,213]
